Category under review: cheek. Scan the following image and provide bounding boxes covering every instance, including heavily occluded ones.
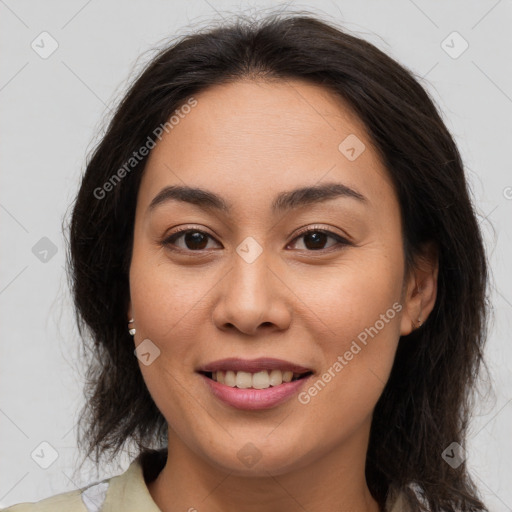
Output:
[294,244,404,337]
[292,248,404,412]
[127,247,213,418]
[129,241,210,341]
[128,249,209,425]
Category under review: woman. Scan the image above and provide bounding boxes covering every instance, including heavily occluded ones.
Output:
[3,10,489,512]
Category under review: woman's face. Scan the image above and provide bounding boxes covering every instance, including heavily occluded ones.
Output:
[128,79,420,476]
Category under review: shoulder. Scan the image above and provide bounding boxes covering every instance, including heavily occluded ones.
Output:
[1,449,166,512]
[0,479,109,512]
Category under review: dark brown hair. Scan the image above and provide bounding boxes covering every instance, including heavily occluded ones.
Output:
[65,10,489,511]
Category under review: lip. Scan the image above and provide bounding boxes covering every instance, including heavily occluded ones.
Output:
[199,372,313,410]
[196,357,313,374]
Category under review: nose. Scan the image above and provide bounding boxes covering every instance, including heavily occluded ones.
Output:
[211,249,292,336]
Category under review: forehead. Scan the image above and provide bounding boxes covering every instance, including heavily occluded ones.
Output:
[138,79,395,214]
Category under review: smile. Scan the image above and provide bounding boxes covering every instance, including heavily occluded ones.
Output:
[201,369,312,389]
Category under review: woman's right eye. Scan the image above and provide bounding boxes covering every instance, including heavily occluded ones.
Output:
[162,229,221,252]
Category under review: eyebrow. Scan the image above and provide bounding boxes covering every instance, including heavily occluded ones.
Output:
[148,182,366,215]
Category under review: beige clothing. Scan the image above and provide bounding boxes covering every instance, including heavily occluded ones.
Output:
[1,450,410,511]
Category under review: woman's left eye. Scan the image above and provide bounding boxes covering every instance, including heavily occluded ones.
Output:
[287,229,350,251]
[161,227,350,253]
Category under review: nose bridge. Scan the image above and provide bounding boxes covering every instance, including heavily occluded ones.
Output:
[232,241,270,302]
[212,236,291,334]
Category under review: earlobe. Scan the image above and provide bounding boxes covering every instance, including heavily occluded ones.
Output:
[399,290,422,336]
[400,242,439,336]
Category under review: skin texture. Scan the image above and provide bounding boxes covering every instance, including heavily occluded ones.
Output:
[127,79,438,512]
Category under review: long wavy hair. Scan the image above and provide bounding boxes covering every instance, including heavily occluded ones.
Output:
[65,10,489,511]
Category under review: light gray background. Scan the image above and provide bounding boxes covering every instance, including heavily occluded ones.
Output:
[1,0,511,509]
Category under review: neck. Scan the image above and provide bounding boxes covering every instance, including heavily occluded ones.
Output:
[147,425,381,512]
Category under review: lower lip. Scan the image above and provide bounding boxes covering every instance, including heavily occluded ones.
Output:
[199,373,312,410]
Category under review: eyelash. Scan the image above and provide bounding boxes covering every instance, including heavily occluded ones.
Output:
[161,225,352,254]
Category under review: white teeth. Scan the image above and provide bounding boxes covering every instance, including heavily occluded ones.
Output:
[282,370,293,383]
[235,371,252,389]
[224,370,236,387]
[211,369,305,389]
[252,370,270,389]
[268,369,282,386]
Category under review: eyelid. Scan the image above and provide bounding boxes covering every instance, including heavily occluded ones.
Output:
[291,224,352,244]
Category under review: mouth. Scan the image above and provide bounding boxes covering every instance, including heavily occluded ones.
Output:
[197,362,314,410]
[199,369,314,389]
[196,357,314,391]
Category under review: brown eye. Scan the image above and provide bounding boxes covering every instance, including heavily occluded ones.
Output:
[289,229,350,251]
[302,231,330,250]
[163,229,220,251]
[162,226,350,254]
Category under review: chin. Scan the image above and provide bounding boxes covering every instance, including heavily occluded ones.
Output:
[198,435,316,477]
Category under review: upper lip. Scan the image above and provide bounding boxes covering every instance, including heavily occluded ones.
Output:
[197,357,313,374]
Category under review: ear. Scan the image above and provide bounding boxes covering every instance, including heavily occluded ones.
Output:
[400,241,439,336]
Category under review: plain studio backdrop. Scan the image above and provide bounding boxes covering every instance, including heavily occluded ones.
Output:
[1,0,511,509]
